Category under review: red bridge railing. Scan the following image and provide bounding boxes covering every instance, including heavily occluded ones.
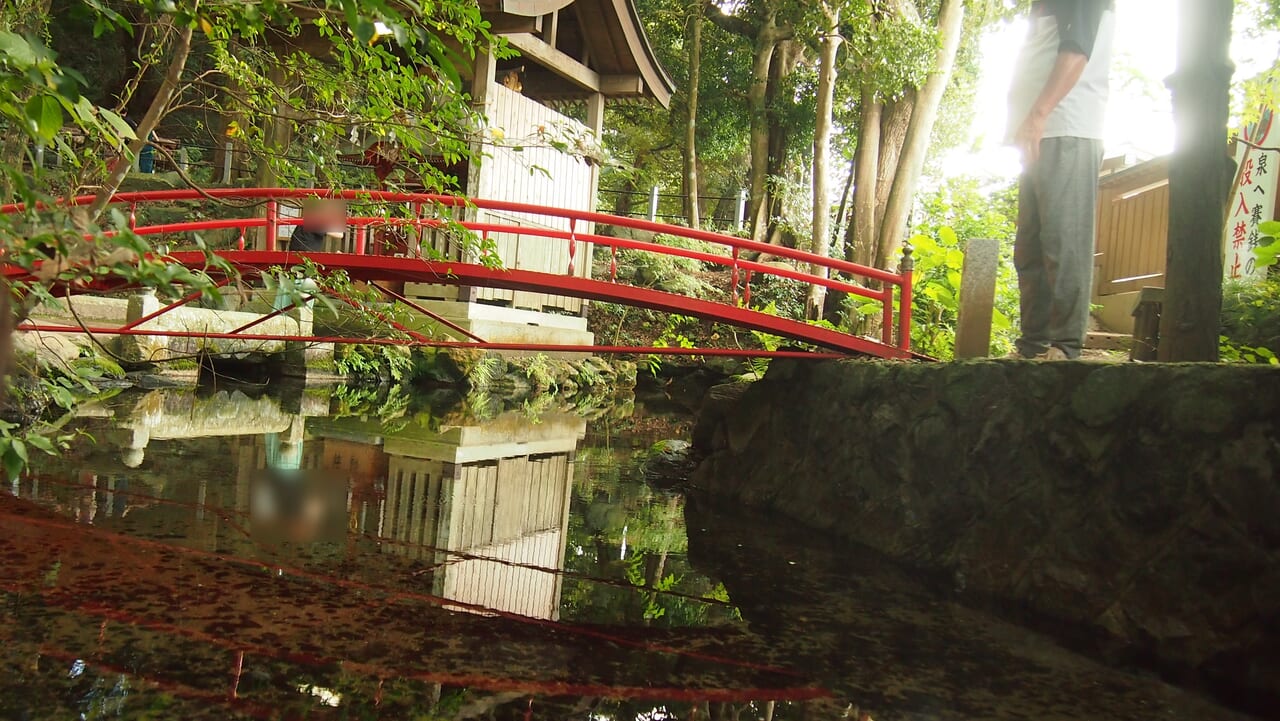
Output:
[3,188,915,358]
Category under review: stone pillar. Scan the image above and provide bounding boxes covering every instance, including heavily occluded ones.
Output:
[121,289,167,362]
[274,276,333,378]
[954,238,1000,359]
[581,91,606,313]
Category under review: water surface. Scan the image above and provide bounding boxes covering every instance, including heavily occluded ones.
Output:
[2,383,1258,720]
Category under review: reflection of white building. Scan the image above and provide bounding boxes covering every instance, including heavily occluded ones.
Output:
[308,411,586,621]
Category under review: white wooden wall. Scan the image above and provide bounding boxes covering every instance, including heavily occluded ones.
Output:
[382,452,574,620]
[416,83,596,314]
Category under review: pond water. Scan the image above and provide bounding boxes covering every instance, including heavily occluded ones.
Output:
[1,382,1259,720]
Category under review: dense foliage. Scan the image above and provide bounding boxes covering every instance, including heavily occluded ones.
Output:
[848,176,1019,358]
[0,0,502,479]
[1221,275,1280,362]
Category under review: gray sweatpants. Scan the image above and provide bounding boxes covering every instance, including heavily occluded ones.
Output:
[1014,136,1103,359]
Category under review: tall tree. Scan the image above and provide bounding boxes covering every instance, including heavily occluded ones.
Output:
[877,0,965,266]
[846,0,959,271]
[684,0,704,229]
[806,1,842,318]
[745,7,789,243]
[1158,0,1236,361]
[706,0,807,244]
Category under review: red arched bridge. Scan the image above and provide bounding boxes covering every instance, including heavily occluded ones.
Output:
[4,188,916,360]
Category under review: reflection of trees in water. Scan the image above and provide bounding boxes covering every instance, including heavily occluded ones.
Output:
[560,444,739,628]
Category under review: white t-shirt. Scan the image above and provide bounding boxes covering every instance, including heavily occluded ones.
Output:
[1007,5,1116,143]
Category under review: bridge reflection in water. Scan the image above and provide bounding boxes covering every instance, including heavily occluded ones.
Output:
[4,386,825,719]
[41,386,588,623]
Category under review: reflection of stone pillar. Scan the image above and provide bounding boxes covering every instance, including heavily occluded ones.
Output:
[284,416,306,445]
[122,426,150,468]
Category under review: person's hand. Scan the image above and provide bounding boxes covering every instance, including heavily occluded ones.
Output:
[1014,109,1047,168]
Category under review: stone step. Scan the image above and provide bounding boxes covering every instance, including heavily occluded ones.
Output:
[1086,331,1131,351]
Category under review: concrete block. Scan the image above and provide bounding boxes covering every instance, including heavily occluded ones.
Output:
[955,238,1000,359]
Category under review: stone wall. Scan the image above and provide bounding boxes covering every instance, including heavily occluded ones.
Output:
[692,359,1280,712]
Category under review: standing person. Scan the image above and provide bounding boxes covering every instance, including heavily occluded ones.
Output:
[1007,0,1116,360]
[122,109,177,174]
[289,199,347,252]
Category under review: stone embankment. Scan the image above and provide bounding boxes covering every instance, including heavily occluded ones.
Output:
[692,359,1280,715]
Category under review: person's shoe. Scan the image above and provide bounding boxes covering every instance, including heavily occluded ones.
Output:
[1043,347,1069,361]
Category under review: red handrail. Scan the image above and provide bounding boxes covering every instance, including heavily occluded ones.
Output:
[2,188,916,353]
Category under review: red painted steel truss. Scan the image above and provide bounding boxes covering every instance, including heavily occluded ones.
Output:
[4,188,917,360]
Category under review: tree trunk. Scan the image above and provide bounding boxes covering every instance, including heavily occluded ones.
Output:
[254,66,294,192]
[878,0,965,267]
[684,1,703,229]
[806,3,841,319]
[834,153,856,254]
[1158,0,1234,361]
[849,87,882,267]
[873,94,914,255]
[747,12,780,243]
[89,16,194,221]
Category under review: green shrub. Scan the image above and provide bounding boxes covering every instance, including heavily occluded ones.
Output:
[1221,276,1280,357]
[885,177,1021,359]
[333,344,413,382]
[611,234,721,298]
[746,274,807,320]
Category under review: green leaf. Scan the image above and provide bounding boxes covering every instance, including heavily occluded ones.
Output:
[1254,239,1280,269]
[99,108,137,142]
[352,19,376,45]
[1258,220,1280,236]
[938,226,959,247]
[909,233,937,253]
[3,449,24,481]
[25,94,62,141]
[10,438,27,463]
[0,31,36,66]
[992,308,1012,331]
[26,434,57,455]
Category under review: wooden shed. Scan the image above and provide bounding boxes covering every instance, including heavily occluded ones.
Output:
[1093,155,1171,302]
[1093,138,1280,333]
[401,0,673,346]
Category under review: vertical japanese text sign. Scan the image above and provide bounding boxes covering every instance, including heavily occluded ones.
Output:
[1224,108,1278,281]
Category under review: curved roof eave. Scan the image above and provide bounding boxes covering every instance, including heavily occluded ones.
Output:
[617,0,674,108]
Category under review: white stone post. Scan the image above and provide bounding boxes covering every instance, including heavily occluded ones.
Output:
[954,238,1000,359]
